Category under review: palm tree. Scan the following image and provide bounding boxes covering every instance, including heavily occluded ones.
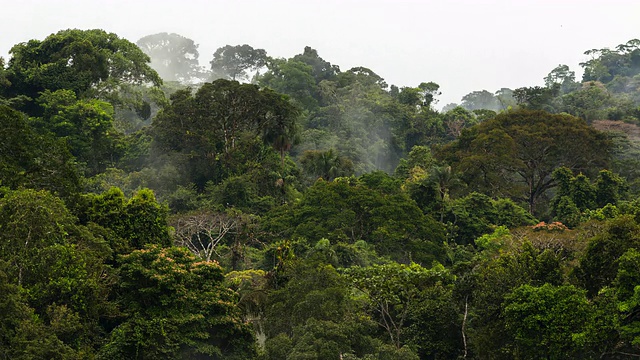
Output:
[300,149,354,181]
[261,91,300,169]
[429,165,463,221]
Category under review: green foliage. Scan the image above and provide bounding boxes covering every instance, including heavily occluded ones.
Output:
[445,192,536,245]
[261,261,384,359]
[100,245,255,359]
[0,189,113,355]
[475,225,511,253]
[33,89,123,175]
[554,196,582,228]
[3,30,640,360]
[80,187,171,256]
[544,64,578,93]
[513,85,559,111]
[561,82,616,122]
[581,39,640,83]
[152,79,300,196]
[292,46,340,84]
[393,145,435,180]
[460,90,502,111]
[264,262,354,337]
[469,242,564,358]
[262,176,445,264]
[300,149,354,182]
[0,261,88,359]
[6,29,161,112]
[438,109,611,215]
[402,282,462,359]
[503,284,594,359]
[260,58,319,110]
[595,169,628,207]
[574,215,640,297]
[441,106,478,139]
[0,104,81,198]
[342,262,454,350]
[551,167,627,227]
[210,44,267,81]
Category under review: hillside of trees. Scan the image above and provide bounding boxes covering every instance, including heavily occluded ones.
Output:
[1,29,640,359]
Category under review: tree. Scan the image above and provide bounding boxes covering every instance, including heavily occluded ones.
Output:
[0,104,81,198]
[291,46,340,83]
[99,245,256,359]
[503,284,594,359]
[581,39,640,83]
[260,260,392,360]
[574,215,640,297]
[438,109,611,214]
[261,176,445,264]
[342,262,454,349]
[154,79,297,156]
[561,82,614,122]
[152,79,299,188]
[393,145,435,180]
[544,64,578,94]
[460,90,501,111]
[0,259,86,359]
[170,210,243,262]
[0,189,113,356]
[469,242,564,358]
[513,86,559,111]
[33,89,122,175]
[300,149,354,181]
[136,32,204,83]
[0,57,10,102]
[445,192,536,245]
[6,29,161,111]
[442,106,477,138]
[421,164,465,222]
[495,88,516,110]
[595,169,628,207]
[396,82,441,110]
[260,88,301,166]
[210,44,267,81]
[613,249,640,354]
[259,58,320,109]
[80,187,172,255]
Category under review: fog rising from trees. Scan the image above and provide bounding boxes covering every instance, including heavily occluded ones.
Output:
[2,0,638,107]
[2,2,640,359]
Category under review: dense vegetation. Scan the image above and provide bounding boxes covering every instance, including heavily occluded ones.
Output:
[1,29,640,359]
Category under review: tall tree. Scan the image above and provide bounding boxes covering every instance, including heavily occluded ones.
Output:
[152,79,299,190]
[460,90,501,111]
[136,32,204,83]
[210,44,267,81]
[300,149,354,181]
[99,245,256,359]
[438,109,611,214]
[6,29,161,112]
[503,284,594,359]
[342,262,454,349]
[544,64,578,94]
[154,79,297,157]
[0,104,81,197]
[0,189,113,355]
[291,46,340,83]
[33,89,122,175]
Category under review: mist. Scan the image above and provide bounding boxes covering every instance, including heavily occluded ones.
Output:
[1,0,638,107]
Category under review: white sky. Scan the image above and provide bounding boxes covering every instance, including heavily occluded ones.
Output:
[1,0,639,107]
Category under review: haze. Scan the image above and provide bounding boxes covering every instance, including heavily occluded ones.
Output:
[2,0,638,107]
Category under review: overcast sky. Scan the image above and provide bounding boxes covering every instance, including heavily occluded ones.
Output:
[1,0,639,107]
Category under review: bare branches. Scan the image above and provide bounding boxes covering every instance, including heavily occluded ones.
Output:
[170,211,241,262]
